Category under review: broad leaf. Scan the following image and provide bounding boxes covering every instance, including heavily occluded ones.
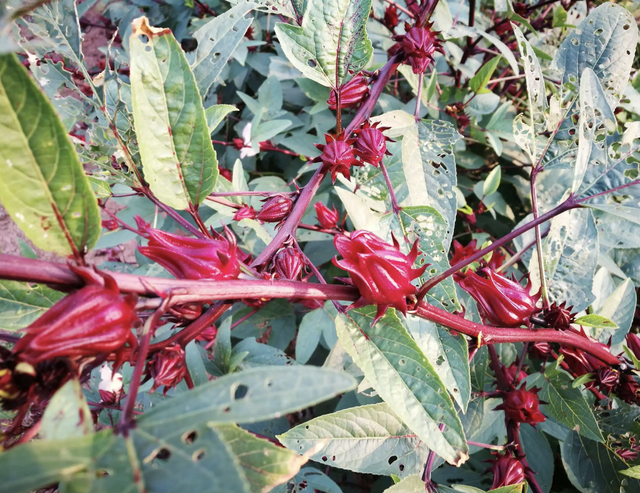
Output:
[229,0,298,19]
[382,475,425,492]
[39,379,92,441]
[139,366,356,429]
[275,0,373,88]
[573,314,617,330]
[513,25,547,130]
[469,56,501,94]
[405,315,470,412]
[191,3,255,96]
[0,54,101,256]
[278,403,430,478]
[0,280,64,330]
[529,208,599,312]
[336,307,468,465]
[130,17,218,210]
[206,104,238,134]
[531,363,604,443]
[216,424,309,493]
[561,431,640,493]
[593,278,636,345]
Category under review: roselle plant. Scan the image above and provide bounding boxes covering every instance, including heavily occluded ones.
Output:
[1,0,640,492]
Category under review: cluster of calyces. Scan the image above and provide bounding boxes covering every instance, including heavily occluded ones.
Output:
[495,384,546,426]
[393,22,444,74]
[332,230,427,325]
[143,344,189,396]
[328,74,370,110]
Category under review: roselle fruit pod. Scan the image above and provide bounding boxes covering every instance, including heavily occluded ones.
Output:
[274,247,305,280]
[315,134,361,183]
[495,384,546,425]
[504,363,527,385]
[488,453,526,489]
[398,25,444,74]
[354,123,392,167]
[333,230,427,324]
[12,273,138,364]
[136,217,241,281]
[315,202,340,230]
[328,74,369,109]
[146,345,188,396]
[559,343,608,376]
[233,205,257,221]
[458,269,540,327]
[383,4,399,31]
[256,194,293,223]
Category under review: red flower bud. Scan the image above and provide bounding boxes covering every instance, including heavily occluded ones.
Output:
[146,345,188,395]
[12,273,138,364]
[559,343,607,377]
[617,372,640,404]
[383,5,400,31]
[596,367,619,394]
[315,202,340,230]
[505,363,527,385]
[458,269,540,327]
[397,25,444,74]
[136,217,241,281]
[488,453,526,489]
[354,121,393,167]
[234,205,257,221]
[450,239,479,281]
[219,167,233,181]
[196,325,218,342]
[328,74,369,110]
[314,134,361,183]
[617,448,639,461]
[256,195,293,224]
[544,301,575,330]
[528,341,552,360]
[102,219,119,231]
[274,247,305,280]
[495,385,546,425]
[333,231,427,324]
[626,333,640,360]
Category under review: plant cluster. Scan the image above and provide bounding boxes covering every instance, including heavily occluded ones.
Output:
[0,0,640,492]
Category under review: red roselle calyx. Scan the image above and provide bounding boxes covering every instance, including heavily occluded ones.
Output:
[383,4,400,32]
[488,453,526,489]
[333,231,427,324]
[273,247,306,280]
[544,301,575,330]
[136,217,241,281]
[145,345,188,395]
[256,194,293,224]
[505,363,527,385]
[314,133,361,183]
[458,269,540,327]
[626,333,640,360]
[529,341,552,360]
[196,325,218,342]
[354,121,393,167]
[395,24,444,74]
[495,385,546,426]
[12,272,138,364]
[328,74,369,110]
[234,205,257,221]
[315,202,340,230]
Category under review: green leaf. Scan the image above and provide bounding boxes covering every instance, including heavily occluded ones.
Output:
[40,379,92,441]
[533,363,604,442]
[552,5,568,27]
[213,316,233,374]
[138,366,356,430]
[229,0,298,19]
[206,104,238,134]
[561,430,640,493]
[396,206,459,311]
[593,278,636,345]
[405,315,470,412]
[621,465,640,479]
[0,54,101,256]
[336,307,468,465]
[185,341,209,387]
[274,0,373,88]
[296,306,332,364]
[520,423,553,493]
[192,3,255,96]
[216,424,308,492]
[483,166,501,197]
[382,475,425,492]
[573,314,618,329]
[552,3,637,108]
[469,57,501,94]
[529,208,598,313]
[0,280,64,330]
[130,17,218,211]
[278,403,430,478]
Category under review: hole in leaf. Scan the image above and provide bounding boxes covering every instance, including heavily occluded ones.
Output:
[139,34,149,43]
[182,431,198,445]
[193,449,206,461]
[307,59,317,68]
[399,464,405,471]
[234,384,249,400]
[156,448,171,461]
[322,456,328,462]
[388,455,398,464]
[95,469,109,478]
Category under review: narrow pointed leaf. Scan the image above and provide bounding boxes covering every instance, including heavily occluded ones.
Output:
[130,17,218,210]
[336,307,468,466]
[0,54,101,256]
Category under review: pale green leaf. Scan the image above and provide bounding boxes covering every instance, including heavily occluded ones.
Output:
[573,314,617,329]
[0,280,64,330]
[278,403,430,478]
[296,306,330,364]
[206,104,238,134]
[229,0,298,19]
[593,278,636,345]
[130,17,218,210]
[336,307,468,465]
[483,166,501,197]
[40,379,92,441]
[513,25,547,129]
[382,474,425,492]
[274,0,373,88]
[216,424,308,493]
[621,465,640,479]
[0,54,101,256]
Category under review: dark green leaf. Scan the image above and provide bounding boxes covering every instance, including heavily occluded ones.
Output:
[469,57,501,94]
[0,280,64,330]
